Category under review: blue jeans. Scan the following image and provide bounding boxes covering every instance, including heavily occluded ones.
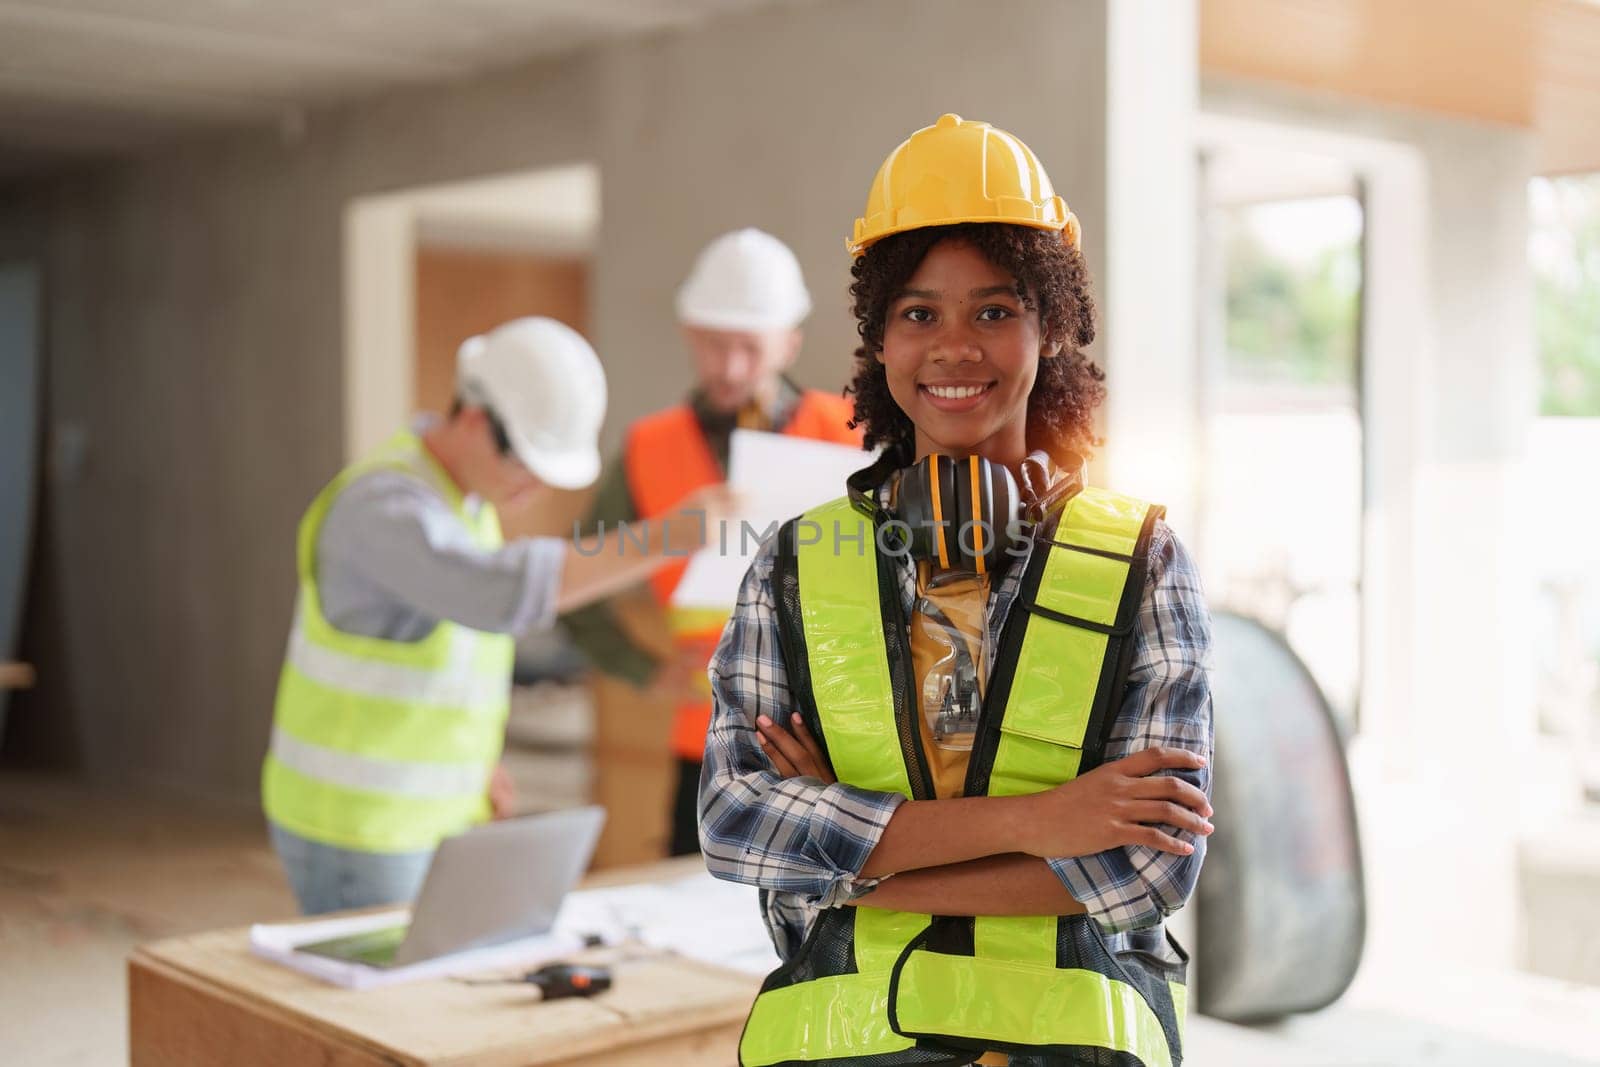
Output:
[268,822,434,916]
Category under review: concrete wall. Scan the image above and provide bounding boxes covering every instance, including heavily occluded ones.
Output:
[0,0,1193,804]
[0,55,597,798]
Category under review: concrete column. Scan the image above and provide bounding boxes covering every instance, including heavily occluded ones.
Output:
[1100,0,1201,528]
[1407,122,1537,971]
[1412,124,1539,772]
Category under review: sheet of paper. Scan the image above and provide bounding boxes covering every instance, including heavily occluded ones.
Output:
[552,871,781,976]
[671,429,873,609]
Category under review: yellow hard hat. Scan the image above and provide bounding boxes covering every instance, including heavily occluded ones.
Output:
[848,113,1081,257]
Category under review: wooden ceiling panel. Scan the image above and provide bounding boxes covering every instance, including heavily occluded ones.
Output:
[1201,0,1535,125]
[1538,0,1600,173]
[1201,0,1600,173]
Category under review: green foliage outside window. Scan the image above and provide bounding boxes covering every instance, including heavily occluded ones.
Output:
[1531,174,1600,417]
[1223,199,1361,390]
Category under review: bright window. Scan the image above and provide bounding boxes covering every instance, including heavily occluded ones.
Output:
[1201,191,1366,732]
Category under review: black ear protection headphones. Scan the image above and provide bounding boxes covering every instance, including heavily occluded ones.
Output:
[893,454,1024,575]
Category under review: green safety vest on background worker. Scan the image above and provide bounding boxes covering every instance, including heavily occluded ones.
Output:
[262,432,515,855]
[739,488,1188,1067]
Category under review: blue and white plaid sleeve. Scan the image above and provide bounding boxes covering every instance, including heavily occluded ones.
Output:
[1048,522,1215,932]
[698,539,906,909]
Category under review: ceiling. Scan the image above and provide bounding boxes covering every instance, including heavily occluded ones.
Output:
[2,0,1598,182]
[0,0,801,179]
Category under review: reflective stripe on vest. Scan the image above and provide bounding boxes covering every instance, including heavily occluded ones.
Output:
[262,431,515,854]
[739,489,1183,1067]
[268,726,490,799]
[283,605,510,712]
[623,392,862,761]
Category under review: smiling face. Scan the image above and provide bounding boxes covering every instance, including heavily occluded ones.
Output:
[877,239,1058,467]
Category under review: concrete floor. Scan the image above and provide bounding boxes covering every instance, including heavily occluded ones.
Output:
[2,771,1598,1066]
[0,772,297,1066]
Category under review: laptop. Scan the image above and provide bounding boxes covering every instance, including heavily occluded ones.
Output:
[297,805,606,969]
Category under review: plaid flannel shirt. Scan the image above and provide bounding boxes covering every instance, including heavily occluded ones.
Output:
[698,497,1214,961]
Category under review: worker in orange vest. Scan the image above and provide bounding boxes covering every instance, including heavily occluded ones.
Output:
[565,228,863,855]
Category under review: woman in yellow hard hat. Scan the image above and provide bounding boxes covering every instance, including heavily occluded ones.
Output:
[699,115,1216,1067]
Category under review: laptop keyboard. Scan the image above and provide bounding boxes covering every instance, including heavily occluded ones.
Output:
[298,923,410,967]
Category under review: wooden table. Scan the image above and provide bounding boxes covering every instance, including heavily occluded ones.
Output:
[128,859,761,1066]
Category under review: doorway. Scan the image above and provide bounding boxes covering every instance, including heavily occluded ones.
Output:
[339,164,601,819]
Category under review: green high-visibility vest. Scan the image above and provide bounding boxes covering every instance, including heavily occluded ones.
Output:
[261,432,516,855]
[739,488,1188,1067]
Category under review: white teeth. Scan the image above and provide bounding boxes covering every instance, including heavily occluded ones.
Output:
[926,384,986,400]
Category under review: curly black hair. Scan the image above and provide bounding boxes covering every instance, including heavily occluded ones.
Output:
[845,222,1104,464]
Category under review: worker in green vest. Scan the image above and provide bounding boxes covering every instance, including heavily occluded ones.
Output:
[700,116,1216,1066]
[263,317,731,915]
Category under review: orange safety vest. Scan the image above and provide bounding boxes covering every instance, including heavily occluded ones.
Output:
[624,391,862,760]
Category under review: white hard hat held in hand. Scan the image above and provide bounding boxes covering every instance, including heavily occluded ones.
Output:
[675,228,811,332]
[455,317,607,490]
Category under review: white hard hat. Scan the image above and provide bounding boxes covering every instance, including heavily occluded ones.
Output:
[675,228,811,331]
[456,317,606,490]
